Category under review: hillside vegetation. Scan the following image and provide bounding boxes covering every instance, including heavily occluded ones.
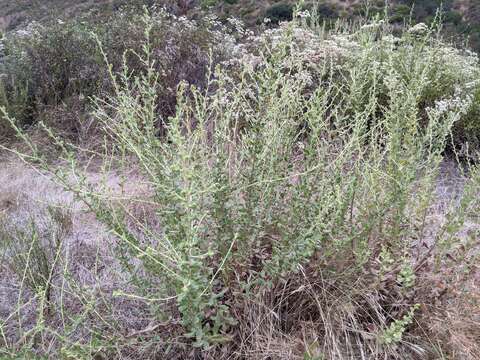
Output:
[0,2,480,360]
[212,0,480,49]
[1,1,480,53]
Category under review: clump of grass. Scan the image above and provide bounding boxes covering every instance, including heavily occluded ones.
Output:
[1,7,480,359]
[0,204,72,352]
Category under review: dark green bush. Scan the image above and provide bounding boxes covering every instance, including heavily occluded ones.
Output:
[313,3,338,19]
[390,4,411,24]
[0,21,105,139]
[445,10,463,26]
[265,3,294,24]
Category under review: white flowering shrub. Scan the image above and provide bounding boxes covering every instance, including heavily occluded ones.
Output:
[229,17,480,156]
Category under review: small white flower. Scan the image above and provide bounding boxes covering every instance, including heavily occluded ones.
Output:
[296,10,311,19]
[360,20,384,32]
[408,23,428,36]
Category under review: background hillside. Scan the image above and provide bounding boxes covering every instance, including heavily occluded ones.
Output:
[0,0,150,30]
[1,0,480,47]
[213,0,480,50]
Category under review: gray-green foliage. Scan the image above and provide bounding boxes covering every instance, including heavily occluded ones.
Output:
[1,10,480,359]
[0,33,32,140]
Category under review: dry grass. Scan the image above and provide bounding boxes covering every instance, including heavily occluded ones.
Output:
[0,157,158,354]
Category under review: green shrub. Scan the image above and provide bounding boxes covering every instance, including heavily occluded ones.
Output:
[305,2,339,19]
[445,10,463,25]
[201,0,219,8]
[452,83,480,158]
[0,79,30,140]
[23,22,100,106]
[0,21,102,139]
[265,3,294,24]
[390,4,411,24]
[2,12,480,360]
[0,34,34,137]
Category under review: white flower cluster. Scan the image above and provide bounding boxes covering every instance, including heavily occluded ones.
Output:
[296,10,311,19]
[359,19,385,32]
[222,20,390,84]
[428,95,473,117]
[408,23,428,36]
[226,17,253,37]
[382,34,401,47]
[204,13,222,28]
[439,45,479,81]
[144,7,240,70]
[12,21,42,39]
